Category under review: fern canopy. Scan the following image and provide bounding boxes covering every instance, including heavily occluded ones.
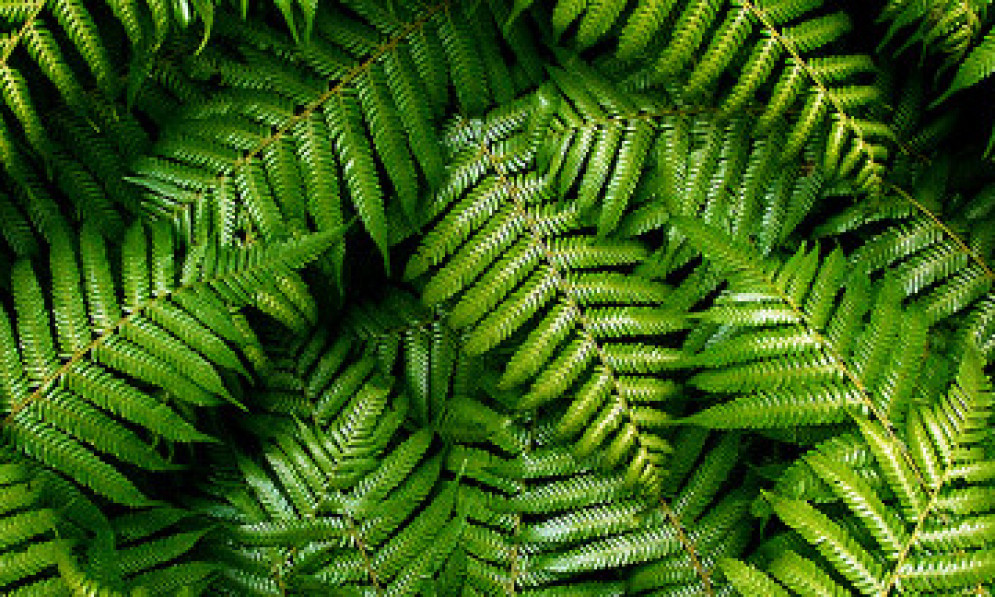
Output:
[0,0,994,595]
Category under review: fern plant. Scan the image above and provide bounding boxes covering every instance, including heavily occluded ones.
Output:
[722,347,995,595]
[1,0,995,595]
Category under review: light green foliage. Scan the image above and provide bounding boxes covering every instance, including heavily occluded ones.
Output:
[724,349,995,595]
[543,0,893,191]
[0,0,994,595]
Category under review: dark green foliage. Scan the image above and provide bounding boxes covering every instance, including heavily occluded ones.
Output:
[129,0,540,276]
[1,219,340,506]
[878,0,988,60]
[203,351,461,595]
[0,448,213,595]
[408,95,682,493]
[1,0,994,595]
[450,424,753,595]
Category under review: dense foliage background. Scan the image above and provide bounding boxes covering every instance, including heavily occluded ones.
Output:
[0,0,994,594]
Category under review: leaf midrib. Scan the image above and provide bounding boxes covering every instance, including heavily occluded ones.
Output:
[889,182,995,282]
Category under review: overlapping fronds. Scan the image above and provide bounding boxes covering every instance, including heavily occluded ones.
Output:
[0,0,322,160]
[879,0,988,60]
[0,2,232,264]
[931,21,995,160]
[57,506,214,596]
[0,447,212,595]
[514,0,892,191]
[408,102,685,494]
[248,287,473,430]
[0,1,120,157]
[449,417,753,595]
[0,92,159,261]
[964,295,995,362]
[0,0,210,169]
[621,109,827,259]
[3,0,995,595]
[514,57,826,243]
[344,289,472,427]
[129,0,542,278]
[201,346,464,596]
[944,25,995,99]
[817,175,994,327]
[676,216,928,432]
[722,347,995,595]
[525,61,659,237]
[0,219,339,505]
[0,449,74,595]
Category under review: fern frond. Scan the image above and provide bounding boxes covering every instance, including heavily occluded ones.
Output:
[0,0,214,167]
[525,0,892,191]
[0,219,340,504]
[0,450,71,594]
[450,422,752,595]
[879,0,986,61]
[0,0,993,594]
[724,346,995,596]
[502,61,834,243]
[345,289,473,428]
[818,180,994,327]
[410,106,684,493]
[678,217,926,436]
[249,288,473,433]
[201,348,461,595]
[129,1,542,274]
[54,507,214,595]
[0,450,214,595]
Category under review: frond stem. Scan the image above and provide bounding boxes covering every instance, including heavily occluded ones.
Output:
[878,471,944,595]
[345,514,383,595]
[888,183,995,281]
[5,302,146,424]
[660,499,715,595]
